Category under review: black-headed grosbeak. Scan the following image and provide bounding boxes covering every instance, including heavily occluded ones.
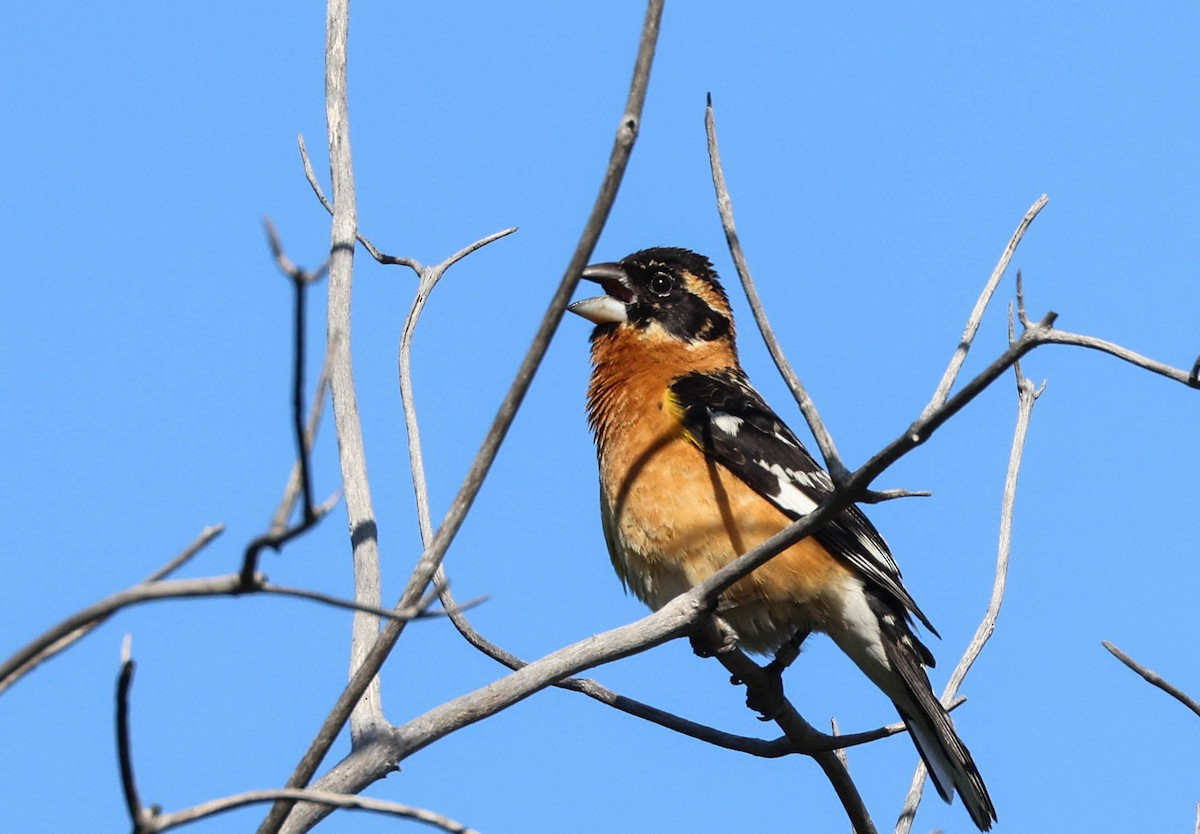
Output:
[568,247,996,831]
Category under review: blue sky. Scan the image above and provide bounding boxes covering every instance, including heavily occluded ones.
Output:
[3,3,1198,833]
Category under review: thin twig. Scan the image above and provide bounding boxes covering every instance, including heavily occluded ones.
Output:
[150,789,478,834]
[399,228,518,546]
[260,6,664,833]
[920,195,1048,420]
[705,95,927,503]
[1102,642,1200,719]
[270,349,334,535]
[261,582,485,623]
[241,499,338,587]
[241,224,334,585]
[704,94,844,482]
[297,133,422,273]
[831,717,849,772]
[264,218,329,523]
[116,636,152,832]
[1040,327,1200,385]
[896,316,1043,833]
[1,567,455,698]
[0,525,224,695]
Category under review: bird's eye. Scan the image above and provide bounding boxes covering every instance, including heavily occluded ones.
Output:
[649,271,674,296]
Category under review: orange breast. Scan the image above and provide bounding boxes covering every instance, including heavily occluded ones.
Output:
[587,334,853,653]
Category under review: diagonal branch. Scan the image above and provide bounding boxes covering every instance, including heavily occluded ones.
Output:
[1103,641,1200,719]
[261,4,665,833]
[895,319,1044,834]
[705,96,927,504]
[715,646,878,834]
[150,790,478,834]
[705,94,845,483]
[271,293,1197,834]
[0,524,223,695]
[436,575,793,756]
[920,195,1048,419]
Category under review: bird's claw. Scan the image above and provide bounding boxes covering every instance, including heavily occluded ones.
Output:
[689,614,739,657]
[739,663,787,721]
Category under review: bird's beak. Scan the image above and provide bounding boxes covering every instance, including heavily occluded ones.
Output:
[568,262,634,324]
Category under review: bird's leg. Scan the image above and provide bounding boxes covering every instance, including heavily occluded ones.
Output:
[740,628,810,721]
[765,627,811,678]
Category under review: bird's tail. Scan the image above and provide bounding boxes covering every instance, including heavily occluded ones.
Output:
[831,589,997,831]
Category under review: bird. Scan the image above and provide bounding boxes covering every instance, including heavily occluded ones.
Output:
[567,246,996,831]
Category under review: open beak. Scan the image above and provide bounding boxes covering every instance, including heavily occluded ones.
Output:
[567,262,634,324]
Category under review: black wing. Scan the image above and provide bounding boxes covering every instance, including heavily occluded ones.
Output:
[669,369,936,635]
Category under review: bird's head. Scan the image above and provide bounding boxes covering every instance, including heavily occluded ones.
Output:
[568,247,734,344]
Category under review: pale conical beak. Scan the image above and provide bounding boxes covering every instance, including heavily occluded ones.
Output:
[568,262,634,324]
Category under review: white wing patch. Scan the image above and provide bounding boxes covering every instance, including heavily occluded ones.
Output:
[758,461,820,516]
[711,411,744,436]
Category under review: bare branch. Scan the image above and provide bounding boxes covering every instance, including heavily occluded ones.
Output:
[241,223,336,586]
[830,718,849,779]
[436,574,792,756]
[705,95,927,504]
[266,219,325,522]
[439,568,932,756]
[2,563,459,699]
[262,6,665,832]
[297,133,421,272]
[270,349,333,535]
[299,0,391,745]
[399,228,519,547]
[921,195,1048,419]
[150,789,478,834]
[896,333,1043,833]
[116,636,154,833]
[1041,327,1199,386]
[0,525,224,695]
[241,499,338,587]
[705,94,846,482]
[858,487,934,504]
[1102,641,1200,719]
[714,647,877,834]
[259,582,469,623]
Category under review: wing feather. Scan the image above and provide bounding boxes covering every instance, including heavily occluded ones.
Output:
[669,369,937,636]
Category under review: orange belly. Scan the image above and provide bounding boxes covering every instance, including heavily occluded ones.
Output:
[599,424,853,654]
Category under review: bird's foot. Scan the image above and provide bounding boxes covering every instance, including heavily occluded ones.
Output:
[738,628,811,721]
[689,614,739,658]
[741,670,787,721]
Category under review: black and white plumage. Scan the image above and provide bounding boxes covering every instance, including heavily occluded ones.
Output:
[571,246,996,831]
